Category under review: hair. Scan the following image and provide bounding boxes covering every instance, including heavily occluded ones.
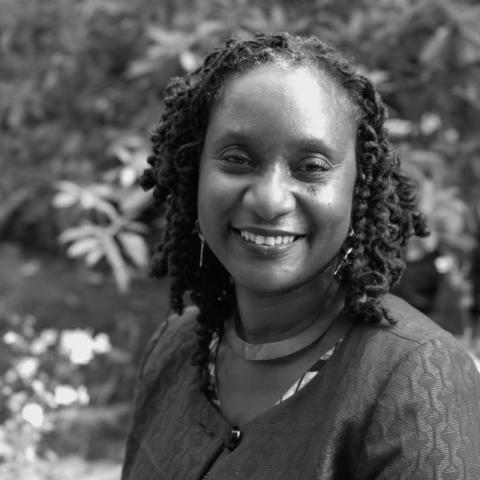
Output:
[140,32,428,389]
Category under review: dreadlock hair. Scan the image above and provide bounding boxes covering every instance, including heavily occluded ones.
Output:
[140,32,429,390]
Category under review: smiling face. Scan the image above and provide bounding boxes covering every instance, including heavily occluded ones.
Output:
[197,63,358,295]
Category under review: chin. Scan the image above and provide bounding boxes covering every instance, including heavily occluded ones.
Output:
[232,269,310,296]
[229,258,337,296]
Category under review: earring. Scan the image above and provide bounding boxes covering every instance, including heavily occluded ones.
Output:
[198,232,205,268]
[333,228,355,279]
[195,220,206,268]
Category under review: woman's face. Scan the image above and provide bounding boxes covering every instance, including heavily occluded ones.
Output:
[198,64,357,295]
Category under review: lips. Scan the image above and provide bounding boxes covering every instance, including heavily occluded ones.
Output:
[232,227,304,247]
[240,230,296,246]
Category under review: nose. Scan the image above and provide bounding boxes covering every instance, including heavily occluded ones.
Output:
[242,164,295,221]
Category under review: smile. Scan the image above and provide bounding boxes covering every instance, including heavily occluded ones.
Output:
[232,227,304,249]
[240,230,296,246]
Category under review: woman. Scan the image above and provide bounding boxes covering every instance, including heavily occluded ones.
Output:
[122,33,480,479]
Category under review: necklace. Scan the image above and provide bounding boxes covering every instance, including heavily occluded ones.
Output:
[224,286,345,361]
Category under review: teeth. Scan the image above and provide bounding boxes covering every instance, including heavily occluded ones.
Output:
[255,235,265,245]
[239,230,296,246]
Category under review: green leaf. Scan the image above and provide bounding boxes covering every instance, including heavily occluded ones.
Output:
[89,197,119,221]
[420,26,450,66]
[101,233,130,293]
[52,192,78,209]
[126,58,163,78]
[56,181,82,194]
[59,224,99,243]
[66,238,100,258]
[146,26,186,48]
[117,231,148,269]
[85,248,104,266]
[119,190,151,218]
[124,221,148,234]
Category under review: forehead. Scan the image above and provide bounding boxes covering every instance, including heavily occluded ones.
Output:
[206,64,357,152]
[212,63,355,117]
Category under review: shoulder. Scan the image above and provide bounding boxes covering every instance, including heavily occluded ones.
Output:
[162,305,199,342]
[382,294,479,373]
[380,293,452,344]
[340,294,480,399]
[347,296,480,477]
[381,294,480,391]
[138,305,199,380]
[346,293,468,362]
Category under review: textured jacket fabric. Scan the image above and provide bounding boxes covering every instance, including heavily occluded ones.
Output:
[121,294,480,479]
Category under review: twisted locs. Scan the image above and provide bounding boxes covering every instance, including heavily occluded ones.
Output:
[140,33,428,390]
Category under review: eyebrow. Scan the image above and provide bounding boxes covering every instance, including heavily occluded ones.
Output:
[209,130,339,160]
[294,138,337,157]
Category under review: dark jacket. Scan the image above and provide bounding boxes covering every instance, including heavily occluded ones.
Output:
[121,294,480,479]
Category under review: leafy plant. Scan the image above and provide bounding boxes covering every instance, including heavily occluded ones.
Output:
[2,1,480,476]
[52,135,152,293]
[2,0,479,282]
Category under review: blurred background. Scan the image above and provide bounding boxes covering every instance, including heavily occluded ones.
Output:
[1,0,479,478]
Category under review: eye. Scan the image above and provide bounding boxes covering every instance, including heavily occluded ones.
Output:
[295,156,331,180]
[220,148,254,170]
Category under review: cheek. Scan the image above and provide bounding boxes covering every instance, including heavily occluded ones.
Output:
[197,169,213,224]
[309,179,355,230]
[197,165,233,230]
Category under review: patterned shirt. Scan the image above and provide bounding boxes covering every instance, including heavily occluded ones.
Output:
[206,331,344,408]
[121,296,480,480]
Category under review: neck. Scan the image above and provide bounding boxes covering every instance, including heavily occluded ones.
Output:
[234,273,342,344]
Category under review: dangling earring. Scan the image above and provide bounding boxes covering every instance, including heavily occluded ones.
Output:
[198,232,205,268]
[333,228,354,279]
[195,220,206,268]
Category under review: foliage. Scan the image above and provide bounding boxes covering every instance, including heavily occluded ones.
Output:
[0,311,133,464]
[52,134,153,292]
[2,0,479,278]
[1,0,480,474]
